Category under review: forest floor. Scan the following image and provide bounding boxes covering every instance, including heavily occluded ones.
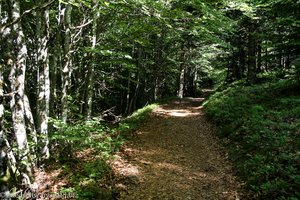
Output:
[111,97,247,200]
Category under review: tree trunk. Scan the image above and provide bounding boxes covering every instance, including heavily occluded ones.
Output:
[257,41,262,72]
[239,48,246,77]
[129,47,142,112]
[0,47,10,195]
[50,1,63,118]
[154,77,159,101]
[10,0,32,187]
[178,63,185,98]
[124,72,131,116]
[278,50,283,69]
[86,0,98,120]
[285,54,290,69]
[247,22,257,84]
[1,8,19,193]
[50,47,58,118]
[265,48,269,71]
[36,6,50,159]
[24,94,38,164]
[61,3,72,123]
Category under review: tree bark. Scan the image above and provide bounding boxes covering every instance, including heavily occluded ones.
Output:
[178,62,185,98]
[154,77,159,101]
[50,1,63,118]
[247,22,257,84]
[24,94,38,162]
[61,3,72,123]
[86,0,98,120]
[10,0,32,187]
[129,47,142,112]
[257,41,262,72]
[1,7,19,193]
[124,72,131,116]
[0,48,9,195]
[36,5,50,159]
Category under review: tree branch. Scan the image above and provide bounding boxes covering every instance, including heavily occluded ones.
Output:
[0,0,55,32]
[71,19,93,29]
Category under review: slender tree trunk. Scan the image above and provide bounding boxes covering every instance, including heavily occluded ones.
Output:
[1,61,17,193]
[61,3,72,123]
[0,3,5,185]
[124,72,131,116]
[285,54,290,69]
[23,94,38,164]
[178,65,185,98]
[278,50,283,69]
[153,38,163,101]
[0,49,9,195]
[154,77,159,101]
[239,48,246,77]
[247,22,257,84]
[50,48,58,118]
[257,41,262,72]
[178,45,187,99]
[10,0,32,187]
[232,52,239,80]
[36,6,50,159]
[50,1,63,118]
[178,57,185,98]
[0,12,20,191]
[130,47,142,112]
[193,69,198,90]
[86,0,98,120]
[265,48,269,71]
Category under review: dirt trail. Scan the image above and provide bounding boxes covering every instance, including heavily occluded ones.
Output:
[111,98,245,200]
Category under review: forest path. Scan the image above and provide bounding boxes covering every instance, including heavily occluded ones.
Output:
[111,98,245,200]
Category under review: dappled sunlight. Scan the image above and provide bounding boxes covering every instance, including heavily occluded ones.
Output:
[155,162,184,172]
[155,108,200,117]
[115,144,241,199]
[155,106,204,117]
[111,155,140,177]
[114,98,245,199]
[153,98,205,118]
[34,167,69,195]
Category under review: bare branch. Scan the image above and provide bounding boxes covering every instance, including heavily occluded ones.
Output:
[0,0,55,33]
[1,91,17,97]
[71,19,93,29]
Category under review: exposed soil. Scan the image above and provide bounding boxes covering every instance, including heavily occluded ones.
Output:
[111,98,247,200]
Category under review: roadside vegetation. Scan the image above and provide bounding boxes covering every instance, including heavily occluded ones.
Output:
[43,104,158,199]
[204,79,300,199]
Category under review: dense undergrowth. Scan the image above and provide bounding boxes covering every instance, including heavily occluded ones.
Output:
[204,79,300,199]
[46,104,158,199]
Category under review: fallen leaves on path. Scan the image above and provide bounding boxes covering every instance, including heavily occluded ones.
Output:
[111,98,247,200]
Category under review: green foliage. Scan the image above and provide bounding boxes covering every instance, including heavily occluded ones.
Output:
[50,119,119,161]
[49,103,157,198]
[204,80,300,199]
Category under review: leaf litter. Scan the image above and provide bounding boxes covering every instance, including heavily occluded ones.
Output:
[111,98,248,200]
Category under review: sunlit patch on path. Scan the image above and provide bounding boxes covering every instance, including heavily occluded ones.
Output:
[111,98,246,199]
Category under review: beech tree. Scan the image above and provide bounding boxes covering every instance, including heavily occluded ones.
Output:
[85,0,99,120]
[10,0,32,188]
[61,2,72,123]
[36,2,50,158]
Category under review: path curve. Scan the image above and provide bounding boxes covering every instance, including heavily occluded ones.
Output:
[111,98,245,200]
